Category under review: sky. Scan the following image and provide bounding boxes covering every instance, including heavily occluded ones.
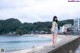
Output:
[0,0,80,23]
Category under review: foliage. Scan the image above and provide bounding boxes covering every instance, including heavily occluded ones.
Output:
[0,18,74,35]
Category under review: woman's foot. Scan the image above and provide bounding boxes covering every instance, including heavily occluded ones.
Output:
[52,44,56,48]
[53,45,55,48]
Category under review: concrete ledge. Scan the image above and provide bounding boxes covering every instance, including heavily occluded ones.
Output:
[6,35,80,53]
[33,36,80,53]
[48,37,80,53]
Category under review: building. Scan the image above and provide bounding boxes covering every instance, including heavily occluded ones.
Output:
[74,18,80,33]
[59,26,65,33]
[59,24,72,33]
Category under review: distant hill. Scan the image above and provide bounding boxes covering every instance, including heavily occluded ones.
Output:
[0,18,22,35]
[0,18,74,35]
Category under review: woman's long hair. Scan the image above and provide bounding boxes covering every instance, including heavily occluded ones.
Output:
[53,16,58,23]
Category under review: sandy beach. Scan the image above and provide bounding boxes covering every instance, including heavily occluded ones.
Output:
[6,34,80,53]
[6,34,63,53]
[5,34,79,53]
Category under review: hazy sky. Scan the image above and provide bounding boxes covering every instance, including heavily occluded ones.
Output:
[0,0,80,23]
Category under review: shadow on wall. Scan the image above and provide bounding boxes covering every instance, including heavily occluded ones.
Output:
[48,37,80,53]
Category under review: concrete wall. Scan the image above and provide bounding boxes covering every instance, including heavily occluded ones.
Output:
[48,37,80,53]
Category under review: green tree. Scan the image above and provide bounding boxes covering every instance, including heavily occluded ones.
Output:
[0,18,22,34]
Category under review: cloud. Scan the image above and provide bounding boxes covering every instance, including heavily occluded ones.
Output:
[0,0,80,23]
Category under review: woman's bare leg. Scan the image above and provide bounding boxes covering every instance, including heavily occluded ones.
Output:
[52,33,57,47]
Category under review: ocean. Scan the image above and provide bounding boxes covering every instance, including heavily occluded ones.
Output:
[0,35,52,52]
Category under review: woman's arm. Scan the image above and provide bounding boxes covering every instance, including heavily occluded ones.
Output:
[51,22,56,32]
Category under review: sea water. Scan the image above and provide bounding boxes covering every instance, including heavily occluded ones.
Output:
[0,35,52,52]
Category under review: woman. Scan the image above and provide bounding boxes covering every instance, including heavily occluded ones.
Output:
[51,16,58,47]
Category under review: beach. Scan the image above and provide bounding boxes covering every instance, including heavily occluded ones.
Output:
[6,34,66,53]
[2,34,79,53]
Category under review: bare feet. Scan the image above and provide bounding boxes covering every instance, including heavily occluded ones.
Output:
[52,44,55,48]
[53,45,55,48]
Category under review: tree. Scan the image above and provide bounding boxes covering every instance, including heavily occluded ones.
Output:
[0,18,22,34]
[0,18,74,35]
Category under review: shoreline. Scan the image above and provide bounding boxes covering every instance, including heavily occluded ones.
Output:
[0,33,68,35]
[6,43,53,53]
[6,34,62,53]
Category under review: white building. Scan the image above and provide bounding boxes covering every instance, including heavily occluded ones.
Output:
[74,18,80,30]
[59,26,65,33]
[59,24,72,33]
[74,18,80,32]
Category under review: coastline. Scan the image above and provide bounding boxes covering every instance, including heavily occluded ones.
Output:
[7,42,54,53]
[6,34,62,53]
